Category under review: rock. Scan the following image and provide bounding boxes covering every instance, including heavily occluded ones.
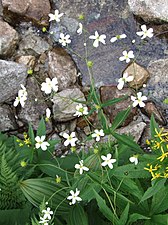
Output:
[16,55,36,68]
[17,77,52,132]
[19,29,50,56]
[48,48,77,91]
[0,59,27,103]
[124,62,150,89]
[55,119,77,133]
[0,20,19,57]
[141,101,167,125]
[128,0,168,23]
[53,88,86,122]
[0,104,17,131]
[2,0,51,26]
[100,86,137,126]
[117,120,146,142]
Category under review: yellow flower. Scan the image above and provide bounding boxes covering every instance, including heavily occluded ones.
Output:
[20,161,27,167]
[144,164,158,173]
[157,152,168,162]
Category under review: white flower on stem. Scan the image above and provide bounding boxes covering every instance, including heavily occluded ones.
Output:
[74,103,89,117]
[119,50,134,63]
[110,34,127,43]
[136,25,153,39]
[35,136,50,151]
[42,207,53,220]
[101,153,116,169]
[77,23,83,35]
[92,129,105,142]
[63,132,78,147]
[117,72,134,90]
[46,108,51,119]
[41,77,58,94]
[131,92,147,108]
[59,33,71,47]
[75,160,89,174]
[67,188,82,205]
[129,155,138,165]
[39,217,49,225]
[48,9,64,22]
[89,31,106,48]
[13,84,28,108]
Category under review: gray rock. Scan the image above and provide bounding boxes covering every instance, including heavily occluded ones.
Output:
[0,104,17,131]
[0,20,19,57]
[53,88,86,122]
[18,77,52,132]
[128,0,168,22]
[0,59,27,103]
[48,48,77,91]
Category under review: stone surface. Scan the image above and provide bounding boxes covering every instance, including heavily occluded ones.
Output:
[124,62,150,89]
[0,59,27,103]
[53,88,86,122]
[19,29,50,56]
[100,86,137,126]
[48,48,77,91]
[17,77,52,131]
[0,19,19,57]
[2,0,51,26]
[16,55,36,68]
[0,104,17,131]
[128,0,168,22]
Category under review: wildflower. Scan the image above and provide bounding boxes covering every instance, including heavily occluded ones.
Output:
[35,136,50,151]
[67,188,82,205]
[59,33,71,46]
[45,108,51,121]
[39,217,49,225]
[41,77,58,94]
[75,160,89,174]
[119,50,134,63]
[74,104,88,117]
[14,84,27,108]
[42,207,53,220]
[101,153,116,169]
[136,25,153,39]
[77,23,83,35]
[129,155,138,165]
[56,175,61,183]
[131,92,147,107]
[92,129,104,142]
[117,72,134,90]
[63,132,78,147]
[157,152,168,162]
[89,31,106,48]
[110,34,127,43]
[48,9,64,22]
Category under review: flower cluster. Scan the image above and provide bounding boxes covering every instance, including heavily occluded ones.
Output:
[14,84,27,108]
[39,204,53,225]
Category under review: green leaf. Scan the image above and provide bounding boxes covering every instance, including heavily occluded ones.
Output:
[140,179,166,203]
[151,214,168,225]
[68,204,88,225]
[37,117,46,136]
[101,96,127,108]
[110,107,131,132]
[28,123,35,146]
[119,203,129,225]
[128,213,150,224]
[92,189,119,225]
[150,114,159,139]
[112,133,143,153]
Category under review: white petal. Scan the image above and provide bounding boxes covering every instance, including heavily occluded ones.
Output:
[139,101,145,108]
[108,163,113,169]
[101,155,107,160]
[120,34,127,39]
[63,133,69,139]
[126,58,131,63]
[126,75,134,82]
[75,164,80,169]
[106,153,112,160]
[132,100,139,107]
[64,140,70,146]
[35,143,41,149]
[110,37,117,43]
[101,161,107,167]
[117,80,124,90]
[35,136,41,142]
[141,25,147,32]
[141,96,147,101]
[119,56,125,61]
[93,40,99,48]
[71,132,76,138]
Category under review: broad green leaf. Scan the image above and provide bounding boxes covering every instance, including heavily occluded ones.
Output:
[101,96,127,108]
[150,114,159,139]
[119,203,129,225]
[140,179,166,203]
[68,204,88,225]
[98,109,109,131]
[151,214,168,225]
[37,117,46,136]
[128,213,150,224]
[28,123,35,146]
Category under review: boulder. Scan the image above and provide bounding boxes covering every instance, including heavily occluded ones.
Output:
[0,104,17,131]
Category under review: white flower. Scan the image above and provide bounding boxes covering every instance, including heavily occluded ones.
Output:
[67,188,82,205]
[63,132,78,147]
[74,104,89,117]
[48,9,64,22]
[117,72,134,90]
[59,33,71,47]
[136,25,153,39]
[129,155,138,165]
[77,23,83,35]
[131,92,147,108]
[75,160,89,174]
[13,84,28,107]
[35,136,50,151]
[119,50,134,63]
[39,217,49,225]
[41,77,58,94]
[92,129,104,142]
[42,207,53,220]
[101,153,116,169]
[89,31,106,48]
[110,34,127,43]
[46,108,51,119]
